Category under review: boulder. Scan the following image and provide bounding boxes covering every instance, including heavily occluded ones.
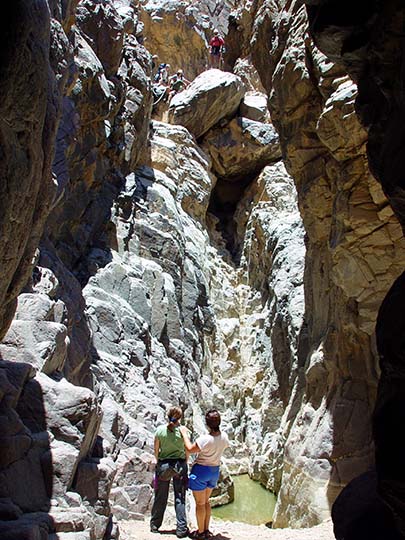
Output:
[332,471,403,540]
[0,321,68,375]
[239,92,269,122]
[168,69,245,138]
[202,117,281,180]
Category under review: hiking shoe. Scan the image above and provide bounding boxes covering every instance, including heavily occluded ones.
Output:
[204,531,213,538]
[176,529,189,538]
[150,525,159,533]
[189,531,205,540]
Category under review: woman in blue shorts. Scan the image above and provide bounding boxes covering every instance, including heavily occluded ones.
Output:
[179,410,229,539]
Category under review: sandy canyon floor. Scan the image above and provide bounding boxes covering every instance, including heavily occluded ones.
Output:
[120,518,335,540]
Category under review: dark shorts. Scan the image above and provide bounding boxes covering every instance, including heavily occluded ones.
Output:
[211,46,221,56]
[188,463,220,491]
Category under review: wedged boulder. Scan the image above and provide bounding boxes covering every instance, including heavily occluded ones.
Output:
[202,117,281,180]
[168,69,245,139]
[239,92,269,122]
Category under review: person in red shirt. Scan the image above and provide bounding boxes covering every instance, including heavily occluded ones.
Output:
[209,29,225,69]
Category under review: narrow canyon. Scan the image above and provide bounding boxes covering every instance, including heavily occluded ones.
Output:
[1,1,405,539]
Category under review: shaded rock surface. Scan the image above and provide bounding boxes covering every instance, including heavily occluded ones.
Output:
[202,117,281,180]
[305,2,405,535]
[0,0,153,538]
[0,0,61,340]
[226,0,405,528]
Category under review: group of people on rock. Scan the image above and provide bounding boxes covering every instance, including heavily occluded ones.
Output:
[150,406,229,540]
[151,28,226,105]
[152,60,191,102]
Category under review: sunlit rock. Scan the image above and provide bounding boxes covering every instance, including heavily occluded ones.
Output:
[168,69,245,138]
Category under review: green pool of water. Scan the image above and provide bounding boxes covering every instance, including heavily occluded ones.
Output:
[211,474,276,526]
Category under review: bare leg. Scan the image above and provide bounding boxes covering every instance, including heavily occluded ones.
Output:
[204,488,213,532]
[193,490,207,534]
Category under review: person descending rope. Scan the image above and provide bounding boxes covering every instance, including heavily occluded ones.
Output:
[209,29,225,69]
[151,55,159,76]
[168,69,190,100]
[152,63,172,106]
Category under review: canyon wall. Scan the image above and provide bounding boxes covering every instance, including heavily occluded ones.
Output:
[226,0,405,528]
[0,1,305,537]
[304,1,405,536]
[2,0,405,538]
[0,1,154,538]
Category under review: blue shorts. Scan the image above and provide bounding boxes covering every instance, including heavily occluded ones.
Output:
[188,464,220,491]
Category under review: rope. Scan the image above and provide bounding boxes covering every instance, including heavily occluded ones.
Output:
[153,88,168,106]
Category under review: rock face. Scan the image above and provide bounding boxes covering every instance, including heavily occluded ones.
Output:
[202,117,281,179]
[304,2,405,535]
[2,0,405,537]
[168,69,245,139]
[139,0,233,77]
[0,1,61,340]
[0,0,153,538]
[226,0,405,528]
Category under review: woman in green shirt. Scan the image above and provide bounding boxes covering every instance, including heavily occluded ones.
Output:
[150,406,188,538]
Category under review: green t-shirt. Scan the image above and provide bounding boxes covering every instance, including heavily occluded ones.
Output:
[155,425,186,460]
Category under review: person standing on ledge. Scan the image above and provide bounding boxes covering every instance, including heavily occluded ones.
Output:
[208,29,225,69]
[150,406,189,538]
[179,410,229,540]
